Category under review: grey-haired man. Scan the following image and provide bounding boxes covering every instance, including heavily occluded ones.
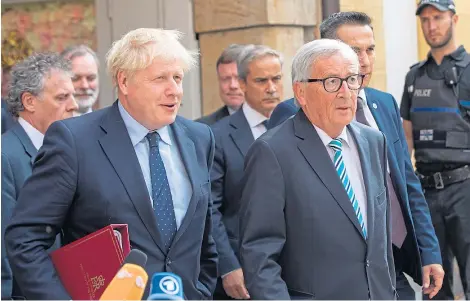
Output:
[1,53,76,299]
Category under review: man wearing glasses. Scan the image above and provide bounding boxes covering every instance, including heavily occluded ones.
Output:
[238,39,396,300]
[268,11,443,300]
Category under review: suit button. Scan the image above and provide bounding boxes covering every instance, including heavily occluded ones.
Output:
[366,260,370,267]
[166,258,172,265]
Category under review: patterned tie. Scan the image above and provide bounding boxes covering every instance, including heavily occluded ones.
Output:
[355,97,407,247]
[328,138,367,239]
[147,132,177,250]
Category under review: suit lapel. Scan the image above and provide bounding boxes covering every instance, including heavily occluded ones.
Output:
[12,123,37,165]
[217,106,230,121]
[348,122,375,244]
[229,109,255,157]
[169,120,201,246]
[294,111,365,241]
[98,102,166,253]
[364,89,405,206]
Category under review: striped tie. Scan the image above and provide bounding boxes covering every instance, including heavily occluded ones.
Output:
[328,138,367,239]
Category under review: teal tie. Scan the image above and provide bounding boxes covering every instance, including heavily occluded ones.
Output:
[328,138,367,239]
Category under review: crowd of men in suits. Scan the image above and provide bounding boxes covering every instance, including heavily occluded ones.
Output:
[2,1,469,300]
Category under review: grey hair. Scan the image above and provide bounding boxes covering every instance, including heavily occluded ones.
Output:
[216,44,246,71]
[291,39,359,84]
[320,11,373,39]
[7,52,72,117]
[61,44,99,67]
[237,44,283,81]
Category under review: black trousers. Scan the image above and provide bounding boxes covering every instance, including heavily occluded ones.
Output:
[394,242,418,300]
[424,178,470,300]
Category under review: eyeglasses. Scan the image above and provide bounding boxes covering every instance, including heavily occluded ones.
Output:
[301,74,365,93]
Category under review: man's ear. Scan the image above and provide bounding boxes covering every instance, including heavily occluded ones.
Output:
[21,92,37,113]
[293,82,306,107]
[239,78,247,94]
[452,13,459,26]
[117,71,129,95]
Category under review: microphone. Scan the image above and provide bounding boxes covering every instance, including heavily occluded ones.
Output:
[122,248,148,267]
[100,249,149,300]
[147,272,184,300]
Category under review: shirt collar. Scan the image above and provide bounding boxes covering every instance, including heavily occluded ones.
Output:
[427,45,467,63]
[118,100,172,147]
[18,117,44,150]
[313,124,349,148]
[242,102,268,128]
[227,106,237,115]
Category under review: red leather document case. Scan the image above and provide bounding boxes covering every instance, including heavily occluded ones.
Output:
[51,224,131,300]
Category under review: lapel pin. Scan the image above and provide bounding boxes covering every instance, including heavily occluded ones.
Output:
[372,103,378,109]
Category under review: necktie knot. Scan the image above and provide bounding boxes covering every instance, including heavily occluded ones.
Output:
[261,120,269,128]
[328,138,343,152]
[146,131,160,148]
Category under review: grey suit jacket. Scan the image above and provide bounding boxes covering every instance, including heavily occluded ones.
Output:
[239,110,396,300]
[196,106,230,126]
[210,109,254,276]
[1,123,37,299]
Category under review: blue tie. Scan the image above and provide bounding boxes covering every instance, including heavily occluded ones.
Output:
[147,132,177,250]
[328,138,367,239]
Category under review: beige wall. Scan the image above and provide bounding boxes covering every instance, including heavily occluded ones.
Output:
[340,0,387,92]
[417,0,470,60]
[194,0,318,115]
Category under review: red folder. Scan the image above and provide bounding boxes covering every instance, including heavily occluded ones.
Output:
[51,224,131,300]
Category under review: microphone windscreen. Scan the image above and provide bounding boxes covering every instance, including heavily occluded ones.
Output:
[123,249,148,267]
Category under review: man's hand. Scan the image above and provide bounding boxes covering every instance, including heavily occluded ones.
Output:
[422,264,444,299]
[222,268,250,299]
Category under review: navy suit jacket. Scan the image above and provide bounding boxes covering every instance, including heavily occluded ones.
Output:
[363,87,440,283]
[267,98,297,129]
[267,89,442,284]
[210,109,254,276]
[1,123,37,299]
[4,102,218,300]
[196,106,230,126]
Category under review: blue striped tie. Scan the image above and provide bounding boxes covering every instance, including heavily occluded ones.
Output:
[328,138,367,239]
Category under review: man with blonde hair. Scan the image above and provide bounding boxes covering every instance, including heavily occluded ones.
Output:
[5,28,218,300]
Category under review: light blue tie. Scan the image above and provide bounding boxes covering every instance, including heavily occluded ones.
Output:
[328,138,367,239]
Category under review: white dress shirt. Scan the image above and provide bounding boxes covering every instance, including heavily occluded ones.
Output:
[242,102,268,140]
[313,125,368,229]
[18,117,44,150]
[227,107,237,115]
[118,102,192,229]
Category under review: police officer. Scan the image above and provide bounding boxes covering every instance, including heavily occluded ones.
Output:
[400,0,470,299]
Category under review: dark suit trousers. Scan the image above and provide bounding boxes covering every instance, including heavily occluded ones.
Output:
[393,242,417,300]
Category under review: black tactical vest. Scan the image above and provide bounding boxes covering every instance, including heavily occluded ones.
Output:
[409,54,470,167]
